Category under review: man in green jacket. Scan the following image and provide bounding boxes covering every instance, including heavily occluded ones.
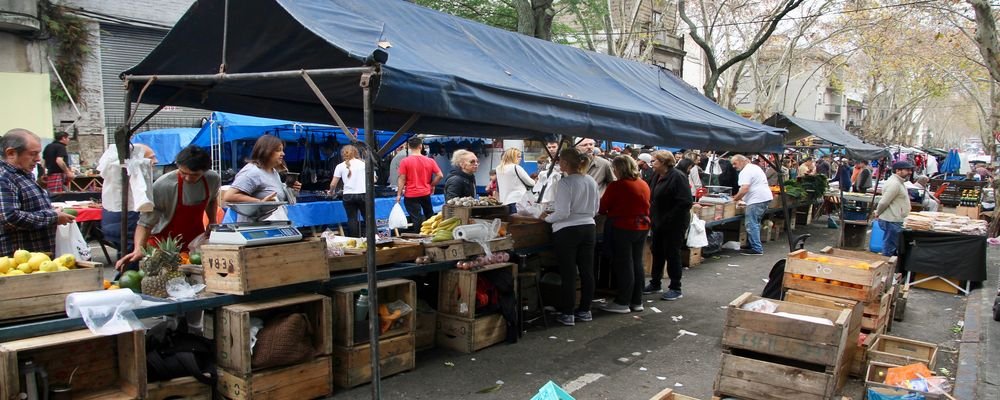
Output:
[874,161,913,256]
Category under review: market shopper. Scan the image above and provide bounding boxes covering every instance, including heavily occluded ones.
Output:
[396,136,444,231]
[116,145,220,269]
[223,135,301,221]
[852,160,873,193]
[575,138,616,195]
[798,157,816,177]
[541,148,598,326]
[731,154,772,256]
[637,153,655,186]
[676,158,697,196]
[597,155,650,313]
[914,175,941,212]
[496,148,534,206]
[42,131,74,193]
[444,149,478,201]
[329,144,370,238]
[643,151,693,300]
[684,152,704,193]
[874,161,914,256]
[0,129,76,255]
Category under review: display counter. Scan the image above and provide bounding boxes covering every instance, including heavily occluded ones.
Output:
[222,194,446,228]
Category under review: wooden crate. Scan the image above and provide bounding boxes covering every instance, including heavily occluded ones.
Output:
[723,293,852,369]
[216,356,332,400]
[722,201,737,218]
[331,333,415,388]
[714,352,839,400]
[436,312,507,353]
[503,216,551,249]
[0,328,145,400]
[682,247,703,268]
[0,260,103,322]
[327,239,424,273]
[783,250,890,303]
[864,362,947,400]
[146,376,212,400]
[849,333,878,378]
[868,335,938,370]
[893,287,909,322]
[330,278,416,347]
[215,293,333,375]
[443,204,509,224]
[861,292,892,334]
[422,236,513,262]
[649,388,702,400]
[415,309,437,351]
[201,239,328,295]
[818,246,897,276]
[439,263,516,319]
[781,289,862,388]
[796,203,815,225]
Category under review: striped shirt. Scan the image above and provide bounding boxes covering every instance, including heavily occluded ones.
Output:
[0,160,57,254]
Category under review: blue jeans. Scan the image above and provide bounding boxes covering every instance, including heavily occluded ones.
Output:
[878,220,903,256]
[744,202,768,253]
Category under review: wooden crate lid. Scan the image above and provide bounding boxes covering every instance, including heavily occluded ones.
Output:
[332,278,414,294]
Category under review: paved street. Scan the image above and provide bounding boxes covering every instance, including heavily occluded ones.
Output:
[335,218,997,400]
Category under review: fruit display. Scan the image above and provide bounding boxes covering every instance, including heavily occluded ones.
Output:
[0,250,77,277]
[445,196,502,207]
[787,273,866,289]
[140,236,185,297]
[455,251,510,270]
[420,213,462,241]
[802,256,871,270]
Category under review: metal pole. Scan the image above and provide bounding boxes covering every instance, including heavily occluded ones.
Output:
[361,69,382,399]
[124,67,374,83]
[119,85,132,261]
[760,153,794,250]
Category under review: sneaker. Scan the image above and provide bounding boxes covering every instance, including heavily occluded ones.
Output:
[642,283,663,294]
[630,304,644,312]
[574,310,593,322]
[556,313,575,326]
[598,302,631,314]
[661,290,683,301]
[741,250,763,256]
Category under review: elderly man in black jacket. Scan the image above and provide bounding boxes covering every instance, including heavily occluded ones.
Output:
[444,149,478,200]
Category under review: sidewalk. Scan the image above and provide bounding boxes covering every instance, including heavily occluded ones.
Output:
[333,220,986,399]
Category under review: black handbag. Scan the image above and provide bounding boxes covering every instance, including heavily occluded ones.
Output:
[146,320,216,385]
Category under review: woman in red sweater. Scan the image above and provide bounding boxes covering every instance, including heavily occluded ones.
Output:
[597,155,651,313]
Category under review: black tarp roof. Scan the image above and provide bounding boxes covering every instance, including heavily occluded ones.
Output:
[122,0,785,152]
[765,113,889,160]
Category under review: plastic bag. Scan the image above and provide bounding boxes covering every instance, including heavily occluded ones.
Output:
[386,299,414,317]
[77,298,145,336]
[884,363,934,387]
[166,277,206,300]
[686,217,708,247]
[531,381,575,400]
[866,388,926,400]
[55,221,92,261]
[516,191,544,219]
[388,202,409,230]
[187,232,209,254]
[741,299,778,313]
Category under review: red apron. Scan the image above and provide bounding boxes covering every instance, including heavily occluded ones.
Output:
[150,173,209,251]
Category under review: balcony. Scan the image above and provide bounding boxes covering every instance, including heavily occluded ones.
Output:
[824,104,842,115]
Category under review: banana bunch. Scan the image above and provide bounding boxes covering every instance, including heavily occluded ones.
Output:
[422,215,462,242]
[420,213,444,235]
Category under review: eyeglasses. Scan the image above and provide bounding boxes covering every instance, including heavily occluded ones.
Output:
[469,160,479,164]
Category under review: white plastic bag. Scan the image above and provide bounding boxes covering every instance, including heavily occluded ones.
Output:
[516,192,544,218]
[686,217,708,248]
[166,277,206,300]
[388,202,409,230]
[55,221,92,261]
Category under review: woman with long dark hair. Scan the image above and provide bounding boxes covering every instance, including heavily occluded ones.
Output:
[541,148,599,326]
[223,135,301,220]
[597,155,650,313]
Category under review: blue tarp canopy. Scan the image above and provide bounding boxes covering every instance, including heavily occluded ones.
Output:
[191,111,407,149]
[765,113,890,160]
[122,0,785,152]
[131,128,199,165]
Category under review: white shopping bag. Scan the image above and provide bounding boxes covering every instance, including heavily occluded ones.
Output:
[55,221,92,261]
[388,202,409,230]
[686,216,708,248]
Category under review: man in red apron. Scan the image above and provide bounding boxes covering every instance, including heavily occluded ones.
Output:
[116,146,221,271]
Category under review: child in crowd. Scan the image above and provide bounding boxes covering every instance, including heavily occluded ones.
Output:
[486,169,499,198]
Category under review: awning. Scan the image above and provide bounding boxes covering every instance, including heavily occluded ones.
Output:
[765,113,890,160]
[122,0,785,152]
[190,111,407,149]
[131,127,199,165]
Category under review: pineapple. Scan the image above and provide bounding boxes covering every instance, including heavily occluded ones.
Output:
[140,236,185,298]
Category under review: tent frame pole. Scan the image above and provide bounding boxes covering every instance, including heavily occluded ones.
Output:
[760,153,794,251]
[377,113,421,157]
[302,71,360,143]
[124,66,375,83]
[118,84,133,261]
[361,67,382,399]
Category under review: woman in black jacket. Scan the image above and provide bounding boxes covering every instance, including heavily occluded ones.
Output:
[643,151,694,301]
[444,149,478,200]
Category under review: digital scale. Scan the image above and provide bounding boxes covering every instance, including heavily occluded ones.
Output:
[208,202,303,246]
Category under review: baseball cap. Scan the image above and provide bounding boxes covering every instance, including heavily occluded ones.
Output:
[892,160,915,170]
[638,153,653,163]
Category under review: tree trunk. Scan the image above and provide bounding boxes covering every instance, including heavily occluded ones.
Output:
[969,0,1000,83]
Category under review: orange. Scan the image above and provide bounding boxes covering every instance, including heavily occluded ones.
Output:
[814,277,828,284]
[791,273,802,279]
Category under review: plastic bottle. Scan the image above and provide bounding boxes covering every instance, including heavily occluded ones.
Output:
[355,289,369,322]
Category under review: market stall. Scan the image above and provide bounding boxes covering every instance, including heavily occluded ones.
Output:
[899,212,989,295]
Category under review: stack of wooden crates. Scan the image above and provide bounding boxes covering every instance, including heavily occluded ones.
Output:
[215,293,334,400]
[714,292,855,400]
[781,247,900,379]
[437,262,515,353]
[330,279,417,388]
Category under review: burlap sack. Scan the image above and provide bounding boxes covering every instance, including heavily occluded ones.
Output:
[251,313,315,369]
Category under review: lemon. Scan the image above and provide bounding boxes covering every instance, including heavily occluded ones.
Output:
[0,257,11,274]
[16,263,32,273]
[12,249,30,265]
[56,266,70,272]
[40,261,59,273]
[27,254,50,271]
[6,270,25,276]
[58,254,76,268]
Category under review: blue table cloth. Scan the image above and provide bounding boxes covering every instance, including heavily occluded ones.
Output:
[223,195,445,228]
